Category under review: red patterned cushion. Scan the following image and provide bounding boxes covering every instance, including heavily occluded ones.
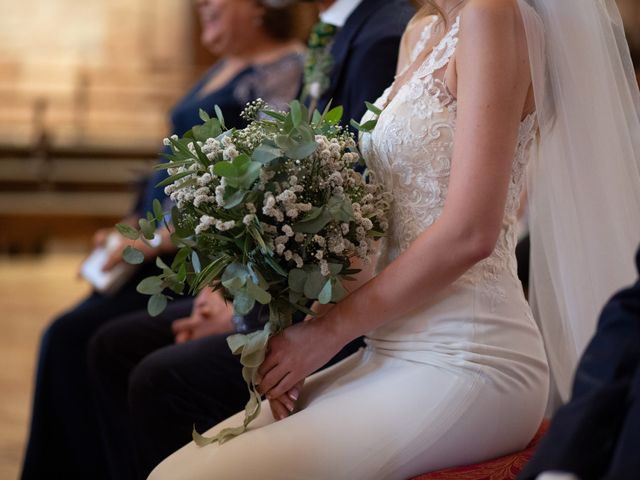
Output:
[410,420,549,480]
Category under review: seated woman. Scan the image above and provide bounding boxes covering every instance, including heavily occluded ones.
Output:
[20,1,305,479]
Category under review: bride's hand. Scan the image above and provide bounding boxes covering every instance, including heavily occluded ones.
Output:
[268,380,304,421]
[258,318,344,400]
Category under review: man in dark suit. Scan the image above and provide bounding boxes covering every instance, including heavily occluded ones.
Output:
[519,247,640,480]
[87,1,415,479]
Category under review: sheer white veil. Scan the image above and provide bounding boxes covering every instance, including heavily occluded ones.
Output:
[517,0,640,405]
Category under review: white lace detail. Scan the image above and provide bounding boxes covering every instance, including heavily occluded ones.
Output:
[398,16,438,77]
[361,16,538,310]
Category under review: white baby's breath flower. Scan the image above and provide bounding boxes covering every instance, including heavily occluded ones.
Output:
[313,235,326,247]
[243,214,256,226]
[292,254,304,268]
[197,173,212,186]
[215,220,236,232]
[282,225,294,237]
[195,215,215,234]
[320,259,330,277]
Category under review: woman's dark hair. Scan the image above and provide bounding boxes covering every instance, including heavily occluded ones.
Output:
[260,4,301,41]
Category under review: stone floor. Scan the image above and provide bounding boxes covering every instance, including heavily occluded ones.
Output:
[0,253,88,479]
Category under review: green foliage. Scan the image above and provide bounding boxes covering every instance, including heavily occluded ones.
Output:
[123,246,144,265]
[116,223,139,241]
[118,98,390,446]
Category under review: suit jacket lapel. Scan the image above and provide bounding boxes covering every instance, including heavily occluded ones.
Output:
[322,0,390,104]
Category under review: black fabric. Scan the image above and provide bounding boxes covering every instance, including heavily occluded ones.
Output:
[20,263,162,480]
[318,0,416,132]
[88,303,361,479]
[519,247,640,480]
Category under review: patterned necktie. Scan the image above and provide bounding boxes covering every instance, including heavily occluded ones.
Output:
[302,21,339,109]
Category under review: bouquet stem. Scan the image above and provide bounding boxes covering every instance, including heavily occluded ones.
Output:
[192,303,292,445]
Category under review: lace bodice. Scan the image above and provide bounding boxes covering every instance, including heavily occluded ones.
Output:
[361,16,537,308]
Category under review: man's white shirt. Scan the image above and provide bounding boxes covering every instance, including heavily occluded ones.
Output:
[320,0,363,27]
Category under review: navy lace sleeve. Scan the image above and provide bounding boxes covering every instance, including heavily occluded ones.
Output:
[132,52,304,219]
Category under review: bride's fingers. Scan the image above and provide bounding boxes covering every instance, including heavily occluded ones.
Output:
[266,372,296,400]
[257,351,280,379]
[268,398,290,421]
[258,365,289,395]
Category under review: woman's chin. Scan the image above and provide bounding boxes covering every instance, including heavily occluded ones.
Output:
[201,33,223,54]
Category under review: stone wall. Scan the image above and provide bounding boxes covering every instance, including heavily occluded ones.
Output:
[0,0,201,149]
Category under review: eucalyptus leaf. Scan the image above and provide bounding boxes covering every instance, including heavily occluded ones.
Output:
[236,162,261,190]
[365,101,383,116]
[221,263,249,290]
[148,293,168,317]
[233,289,255,315]
[351,118,378,133]
[198,108,210,122]
[325,106,344,125]
[304,269,326,299]
[152,199,164,221]
[318,279,333,304]
[293,207,332,234]
[214,104,226,129]
[290,100,302,127]
[262,110,287,122]
[213,161,238,178]
[327,195,354,222]
[136,276,164,295]
[138,218,155,240]
[116,223,139,241]
[191,251,202,273]
[171,247,191,270]
[288,269,307,292]
[192,118,222,143]
[246,280,272,305]
[223,189,246,209]
[252,143,283,164]
[123,246,144,265]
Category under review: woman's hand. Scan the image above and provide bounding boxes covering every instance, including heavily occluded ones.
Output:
[268,380,304,421]
[172,288,234,343]
[257,317,345,400]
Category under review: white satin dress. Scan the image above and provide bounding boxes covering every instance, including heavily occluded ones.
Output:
[149,16,549,480]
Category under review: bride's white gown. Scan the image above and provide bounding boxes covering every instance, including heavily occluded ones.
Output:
[150,16,549,480]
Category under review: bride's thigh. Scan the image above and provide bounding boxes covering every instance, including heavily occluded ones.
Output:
[148,351,545,480]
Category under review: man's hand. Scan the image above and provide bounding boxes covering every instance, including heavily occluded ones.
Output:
[171,288,234,343]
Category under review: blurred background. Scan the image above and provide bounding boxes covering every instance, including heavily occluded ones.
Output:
[0,1,638,478]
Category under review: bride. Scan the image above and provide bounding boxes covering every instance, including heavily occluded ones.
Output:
[149,0,640,478]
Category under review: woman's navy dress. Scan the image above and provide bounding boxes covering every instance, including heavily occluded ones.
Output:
[21,53,303,480]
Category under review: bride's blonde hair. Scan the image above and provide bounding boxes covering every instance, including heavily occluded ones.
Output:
[412,0,444,19]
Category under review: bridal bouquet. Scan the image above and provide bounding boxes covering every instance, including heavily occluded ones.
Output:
[117,99,390,444]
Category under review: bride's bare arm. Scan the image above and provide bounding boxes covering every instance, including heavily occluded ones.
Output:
[324,0,533,344]
[259,0,533,399]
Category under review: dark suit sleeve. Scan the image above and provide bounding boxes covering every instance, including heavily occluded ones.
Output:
[519,273,640,480]
[342,35,401,128]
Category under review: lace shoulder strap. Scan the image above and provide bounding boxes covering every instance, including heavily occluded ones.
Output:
[397,16,438,77]
[416,15,460,79]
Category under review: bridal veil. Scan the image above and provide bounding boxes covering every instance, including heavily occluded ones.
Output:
[517,0,640,405]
